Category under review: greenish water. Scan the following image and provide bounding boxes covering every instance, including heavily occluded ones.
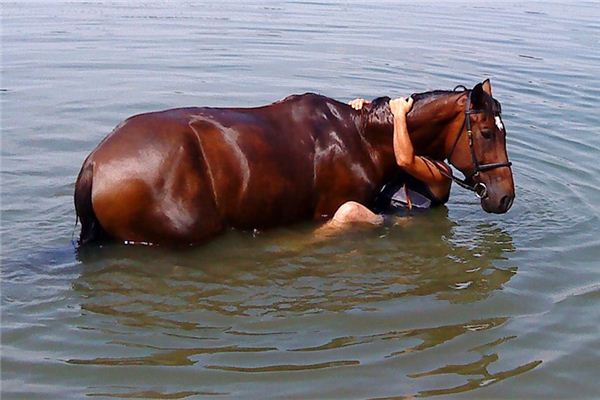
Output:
[2,1,600,398]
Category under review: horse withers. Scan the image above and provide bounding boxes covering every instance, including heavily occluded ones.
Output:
[74,79,514,246]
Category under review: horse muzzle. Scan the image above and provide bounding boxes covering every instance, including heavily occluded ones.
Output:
[480,189,515,214]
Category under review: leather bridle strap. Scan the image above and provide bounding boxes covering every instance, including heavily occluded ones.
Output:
[442,89,512,199]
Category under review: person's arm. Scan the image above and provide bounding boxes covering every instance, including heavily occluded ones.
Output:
[389,97,451,200]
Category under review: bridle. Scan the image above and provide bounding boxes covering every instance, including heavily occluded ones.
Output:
[439,86,513,199]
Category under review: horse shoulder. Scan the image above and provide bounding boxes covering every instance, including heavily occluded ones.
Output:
[303,100,383,218]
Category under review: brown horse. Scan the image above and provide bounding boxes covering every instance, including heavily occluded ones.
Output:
[74,79,514,246]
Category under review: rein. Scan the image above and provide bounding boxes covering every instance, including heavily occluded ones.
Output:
[437,86,512,199]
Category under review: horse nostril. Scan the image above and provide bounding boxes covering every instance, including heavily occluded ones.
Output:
[500,195,513,211]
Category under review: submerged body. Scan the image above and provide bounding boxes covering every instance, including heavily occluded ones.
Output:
[373,170,449,213]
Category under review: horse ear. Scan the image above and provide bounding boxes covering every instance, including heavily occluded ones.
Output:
[471,82,485,106]
[482,79,493,96]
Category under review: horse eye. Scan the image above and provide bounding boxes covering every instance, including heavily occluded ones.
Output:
[481,129,493,139]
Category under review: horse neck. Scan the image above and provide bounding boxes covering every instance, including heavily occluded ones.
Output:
[405,92,466,159]
[361,92,465,160]
[356,92,465,185]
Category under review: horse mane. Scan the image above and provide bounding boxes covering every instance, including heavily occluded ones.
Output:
[362,96,393,130]
[411,88,501,115]
[361,88,487,133]
[364,90,459,123]
[367,89,467,116]
[411,89,463,101]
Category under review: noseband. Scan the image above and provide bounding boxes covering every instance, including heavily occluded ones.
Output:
[441,87,512,199]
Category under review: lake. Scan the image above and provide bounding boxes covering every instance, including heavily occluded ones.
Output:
[2,1,600,398]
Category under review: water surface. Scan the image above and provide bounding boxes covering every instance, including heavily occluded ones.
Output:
[2,1,600,398]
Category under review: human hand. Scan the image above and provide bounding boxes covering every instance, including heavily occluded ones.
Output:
[348,98,370,110]
[389,97,414,119]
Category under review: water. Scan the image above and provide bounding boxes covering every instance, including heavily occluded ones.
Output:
[2,1,600,398]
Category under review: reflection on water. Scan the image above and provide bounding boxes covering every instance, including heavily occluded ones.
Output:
[74,214,516,319]
[87,389,226,399]
[67,215,531,397]
[68,343,277,367]
[411,356,542,397]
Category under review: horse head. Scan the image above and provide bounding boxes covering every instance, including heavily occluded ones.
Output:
[448,79,515,213]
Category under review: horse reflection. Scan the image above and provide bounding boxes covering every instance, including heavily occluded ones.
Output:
[74,215,516,323]
[70,220,530,396]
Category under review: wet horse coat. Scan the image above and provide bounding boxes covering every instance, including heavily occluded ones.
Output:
[75,81,514,246]
[76,94,399,245]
